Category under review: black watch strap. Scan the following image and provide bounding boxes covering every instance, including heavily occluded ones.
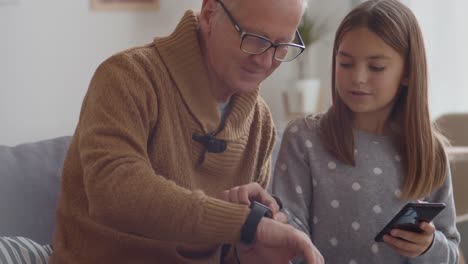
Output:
[272,195,283,210]
[240,201,273,244]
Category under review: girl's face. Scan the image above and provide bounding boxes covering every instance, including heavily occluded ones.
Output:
[335,27,407,120]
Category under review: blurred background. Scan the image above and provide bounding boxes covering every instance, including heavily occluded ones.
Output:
[1,0,467,144]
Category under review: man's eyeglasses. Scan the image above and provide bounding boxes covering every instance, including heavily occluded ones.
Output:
[216,0,305,62]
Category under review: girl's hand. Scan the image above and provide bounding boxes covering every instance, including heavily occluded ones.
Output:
[383,222,436,257]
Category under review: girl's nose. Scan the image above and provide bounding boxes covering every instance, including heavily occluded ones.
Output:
[352,65,367,85]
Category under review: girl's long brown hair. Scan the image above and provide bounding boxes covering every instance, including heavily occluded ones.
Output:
[319,0,448,200]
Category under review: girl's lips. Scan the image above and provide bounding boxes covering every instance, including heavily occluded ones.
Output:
[350,90,371,96]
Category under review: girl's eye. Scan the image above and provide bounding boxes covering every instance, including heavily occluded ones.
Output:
[369,66,385,72]
[339,63,353,68]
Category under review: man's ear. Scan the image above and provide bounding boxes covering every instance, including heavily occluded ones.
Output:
[200,0,218,35]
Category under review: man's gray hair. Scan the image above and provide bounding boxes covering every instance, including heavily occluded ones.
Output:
[224,0,309,12]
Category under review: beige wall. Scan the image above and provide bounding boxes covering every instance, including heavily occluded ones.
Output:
[0,0,200,145]
[1,1,466,145]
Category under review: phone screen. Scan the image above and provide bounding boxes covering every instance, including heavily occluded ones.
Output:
[374,202,446,242]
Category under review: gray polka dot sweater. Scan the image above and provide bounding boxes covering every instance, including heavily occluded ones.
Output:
[272,117,460,264]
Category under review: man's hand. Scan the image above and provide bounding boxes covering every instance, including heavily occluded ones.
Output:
[222,182,286,222]
[221,182,322,263]
[236,217,324,264]
[383,222,436,257]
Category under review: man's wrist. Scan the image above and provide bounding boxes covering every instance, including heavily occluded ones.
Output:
[240,201,272,244]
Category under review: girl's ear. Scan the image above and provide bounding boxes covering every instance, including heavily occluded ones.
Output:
[401,63,410,86]
[200,0,218,35]
[401,76,409,86]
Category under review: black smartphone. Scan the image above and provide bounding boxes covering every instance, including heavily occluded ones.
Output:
[374,202,446,242]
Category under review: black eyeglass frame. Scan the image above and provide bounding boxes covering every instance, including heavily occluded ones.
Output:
[216,0,306,62]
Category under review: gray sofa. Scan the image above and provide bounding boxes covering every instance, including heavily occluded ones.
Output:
[0,136,72,245]
[0,131,283,247]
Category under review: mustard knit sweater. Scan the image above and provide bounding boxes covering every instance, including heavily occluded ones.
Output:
[50,10,276,264]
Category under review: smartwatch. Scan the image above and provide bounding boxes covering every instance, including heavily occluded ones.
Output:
[240,201,273,245]
[272,195,283,210]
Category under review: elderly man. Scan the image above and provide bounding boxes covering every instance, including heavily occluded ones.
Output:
[50,0,323,263]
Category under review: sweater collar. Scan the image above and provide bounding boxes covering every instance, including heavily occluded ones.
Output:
[154,10,259,138]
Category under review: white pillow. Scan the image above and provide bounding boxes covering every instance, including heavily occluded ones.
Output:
[0,237,52,264]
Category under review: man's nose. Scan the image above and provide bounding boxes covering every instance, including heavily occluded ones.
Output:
[251,48,276,69]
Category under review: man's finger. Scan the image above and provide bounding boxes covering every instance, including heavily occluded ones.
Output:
[291,230,323,264]
[240,183,280,212]
[223,183,280,214]
[221,190,230,202]
[247,183,279,212]
[302,242,324,264]
[237,185,252,205]
[274,212,288,223]
[229,187,241,204]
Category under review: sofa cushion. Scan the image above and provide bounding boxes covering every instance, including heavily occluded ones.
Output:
[0,236,52,263]
[0,136,72,245]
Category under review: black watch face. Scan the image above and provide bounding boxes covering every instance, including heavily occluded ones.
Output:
[251,201,273,218]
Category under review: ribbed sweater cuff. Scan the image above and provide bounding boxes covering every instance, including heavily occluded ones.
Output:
[198,198,249,243]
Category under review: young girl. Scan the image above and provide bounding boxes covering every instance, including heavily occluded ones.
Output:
[272,0,460,263]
